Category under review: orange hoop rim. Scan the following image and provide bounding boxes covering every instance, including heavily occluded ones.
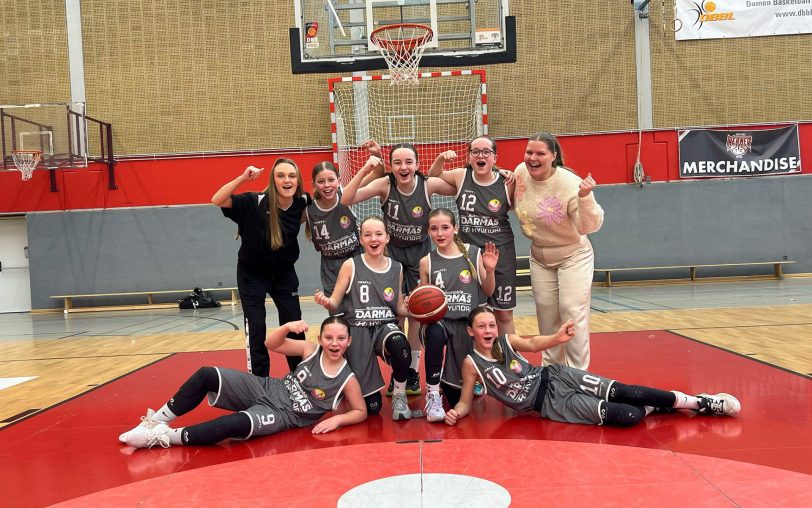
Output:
[11,149,42,156]
[370,23,434,51]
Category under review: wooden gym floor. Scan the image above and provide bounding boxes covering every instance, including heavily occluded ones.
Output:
[0,278,810,507]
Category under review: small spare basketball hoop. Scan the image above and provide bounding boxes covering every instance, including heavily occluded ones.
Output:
[12,150,42,181]
[370,23,434,85]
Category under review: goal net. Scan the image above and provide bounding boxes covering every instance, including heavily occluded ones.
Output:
[329,70,487,221]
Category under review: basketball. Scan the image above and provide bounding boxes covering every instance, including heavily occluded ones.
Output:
[407,284,448,324]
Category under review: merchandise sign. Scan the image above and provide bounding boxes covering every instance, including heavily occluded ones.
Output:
[678,125,801,178]
[675,0,812,40]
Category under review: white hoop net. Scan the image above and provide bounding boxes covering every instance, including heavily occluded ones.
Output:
[330,71,486,221]
[12,150,41,181]
[370,24,433,85]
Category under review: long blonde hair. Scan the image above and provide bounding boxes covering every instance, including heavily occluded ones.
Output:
[428,208,477,277]
[264,158,303,250]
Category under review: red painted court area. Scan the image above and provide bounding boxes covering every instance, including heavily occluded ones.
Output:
[2,330,810,507]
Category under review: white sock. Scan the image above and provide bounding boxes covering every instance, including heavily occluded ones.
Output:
[393,380,407,394]
[427,383,441,394]
[671,390,699,410]
[167,427,184,445]
[410,351,421,371]
[154,403,178,423]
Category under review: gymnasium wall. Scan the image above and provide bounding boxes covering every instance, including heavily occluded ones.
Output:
[26,174,812,310]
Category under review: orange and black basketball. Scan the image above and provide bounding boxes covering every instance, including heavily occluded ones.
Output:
[407,284,447,324]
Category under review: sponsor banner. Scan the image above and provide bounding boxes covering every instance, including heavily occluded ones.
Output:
[676,0,812,40]
[678,125,801,178]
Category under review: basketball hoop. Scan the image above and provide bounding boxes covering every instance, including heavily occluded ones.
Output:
[12,150,41,181]
[370,23,434,85]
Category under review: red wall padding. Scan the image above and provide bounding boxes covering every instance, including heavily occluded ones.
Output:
[2,125,810,213]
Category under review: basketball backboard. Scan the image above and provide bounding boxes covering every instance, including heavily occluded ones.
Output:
[1,102,89,172]
[290,0,514,73]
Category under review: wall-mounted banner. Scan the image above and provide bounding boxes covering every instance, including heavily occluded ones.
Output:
[679,125,801,178]
[675,0,812,40]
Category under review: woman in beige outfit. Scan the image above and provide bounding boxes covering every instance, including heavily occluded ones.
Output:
[513,132,604,369]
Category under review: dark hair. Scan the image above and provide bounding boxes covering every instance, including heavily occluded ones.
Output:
[389,143,419,164]
[528,132,565,167]
[320,315,350,336]
[311,161,340,201]
[264,158,303,250]
[467,306,502,362]
[465,136,503,176]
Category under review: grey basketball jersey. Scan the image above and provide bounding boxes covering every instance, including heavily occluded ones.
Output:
[282,346,356,417]
[456,169,513,246]
[382,174,432,248]
[345,255,401,327]
[467,334,544,412]
[427,244,487,320]
[305,189,361,259]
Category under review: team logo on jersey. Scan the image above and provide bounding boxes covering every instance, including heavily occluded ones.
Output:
[509,359,522,373]
[487,198,501,212]
[339,215,351,228]
[459,269,472,283]
[383,287,395,301]
[411,206,424,218]
[311,388,326,400]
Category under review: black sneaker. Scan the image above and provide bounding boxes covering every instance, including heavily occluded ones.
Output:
[406,368,421,395]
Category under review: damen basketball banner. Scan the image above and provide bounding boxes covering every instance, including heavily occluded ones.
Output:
[678,125,801,179]
[675,0,812,40]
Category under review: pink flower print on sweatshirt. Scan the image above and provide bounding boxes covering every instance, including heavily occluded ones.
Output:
[536,196,565,225]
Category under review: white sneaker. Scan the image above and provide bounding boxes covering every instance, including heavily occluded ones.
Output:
[124,421,172,449]
[696,393,741,416]
[119,408,158,443]
[425,392,446,423]
[392,392,412,421]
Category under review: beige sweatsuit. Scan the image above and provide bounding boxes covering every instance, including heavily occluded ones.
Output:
[513,163,604,369]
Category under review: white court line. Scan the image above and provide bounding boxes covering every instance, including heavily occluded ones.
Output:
[0,377,37,391]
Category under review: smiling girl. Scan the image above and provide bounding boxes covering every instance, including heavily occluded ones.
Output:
[513,132,604,370]
[305,162,362,310]
[212,159,310,377]
[444,307,740,428]
[342,144,456,397]
[314,216,415,421]
[118,317,367,449]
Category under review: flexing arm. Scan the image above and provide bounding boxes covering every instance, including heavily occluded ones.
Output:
[312,376,368,434]
[428,150,457,178]
[314,260,353,313]
[574,173,604,234]
[426,176,457,197]
[477,243,498,297]
[264,320,317,357]
[507,320,575,353]
[212,166,263,208]
[340,156,388,206]
[445,358,478,425]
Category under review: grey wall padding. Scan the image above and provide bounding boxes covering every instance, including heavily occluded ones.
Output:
[28,175,812,309]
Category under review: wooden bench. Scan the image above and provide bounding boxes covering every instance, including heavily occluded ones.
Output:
[594,261,795,287]
[50,287,239,314]
[515,258,795,288]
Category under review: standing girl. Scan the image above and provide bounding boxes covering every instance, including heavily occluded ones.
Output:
[419,208,498,423]
[342,145,456,395]
[212,160,310,376]
[313,216,414,421]
[444,307,741,427]
[429,136,518,334]
[305,161,362,311]
[118,317,367,449]
[513,132,603,370]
